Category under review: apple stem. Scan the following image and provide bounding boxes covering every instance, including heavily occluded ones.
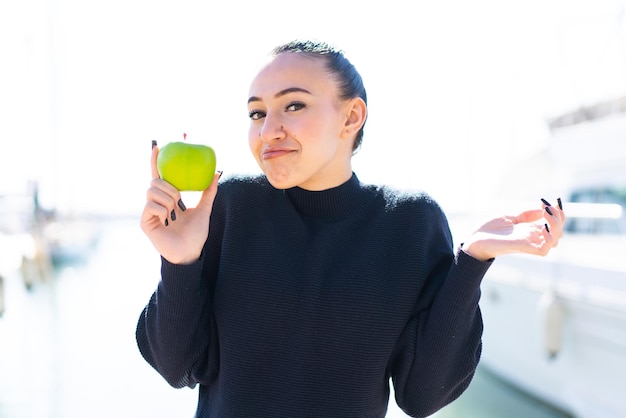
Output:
[183,133,187,141]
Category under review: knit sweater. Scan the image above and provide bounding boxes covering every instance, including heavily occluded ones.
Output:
[136,173,492,418]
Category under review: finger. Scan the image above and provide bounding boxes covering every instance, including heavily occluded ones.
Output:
[544,210,564,242]
[523,222,553,256]
[141,200,170,229]
[512,208,544,224]
[542,198,566,223]
[543,223,558,250]
[147,185,178,226]
[150,176,180,199]
[196,171,222,212]
[553,198,566,223]
[542,198,565,230]
[151,143,160,180]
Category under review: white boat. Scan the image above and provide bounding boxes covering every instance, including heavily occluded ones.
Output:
[0,184,101,316]
[0,189,48,316]
[465,97,626,418]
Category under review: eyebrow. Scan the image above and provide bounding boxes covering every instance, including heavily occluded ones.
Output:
[247,87,312,104]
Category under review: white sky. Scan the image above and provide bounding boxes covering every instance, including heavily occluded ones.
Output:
[1,0,625,216]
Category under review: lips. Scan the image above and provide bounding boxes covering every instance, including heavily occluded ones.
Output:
[262,148,295,160]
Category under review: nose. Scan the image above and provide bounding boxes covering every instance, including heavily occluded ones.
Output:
[258,112,286,142]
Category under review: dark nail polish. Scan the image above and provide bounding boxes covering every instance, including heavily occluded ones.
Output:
[178,199,187,212]
[545,206,553,216]
[171,209,176,221]
[152,140,157,150]
[164,218,169,227]
[545,223,550,233]
[557,197,563,210]
[541,198,552,207]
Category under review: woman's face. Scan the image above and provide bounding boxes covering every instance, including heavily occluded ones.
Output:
[247,53,357,191]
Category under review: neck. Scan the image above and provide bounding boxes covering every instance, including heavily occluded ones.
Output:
[298,165,353,191]
[285,173,369,219]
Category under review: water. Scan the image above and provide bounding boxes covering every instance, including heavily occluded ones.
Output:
[0,219,572,418]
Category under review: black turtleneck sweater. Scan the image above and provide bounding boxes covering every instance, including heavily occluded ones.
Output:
[136,173,492,418]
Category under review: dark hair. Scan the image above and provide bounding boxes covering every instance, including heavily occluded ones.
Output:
[271,40,368,153]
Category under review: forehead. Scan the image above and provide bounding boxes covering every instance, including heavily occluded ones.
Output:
[248,53,335,99]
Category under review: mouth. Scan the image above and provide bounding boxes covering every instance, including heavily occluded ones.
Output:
[262,148,295,160]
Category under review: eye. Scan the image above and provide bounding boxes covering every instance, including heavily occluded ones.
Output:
[285,102,305,112]
[248,109,266,120]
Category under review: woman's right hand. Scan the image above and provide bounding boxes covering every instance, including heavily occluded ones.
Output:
[140,143,221,265]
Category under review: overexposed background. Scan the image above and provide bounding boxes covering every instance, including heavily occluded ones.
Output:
[2,0,625,216]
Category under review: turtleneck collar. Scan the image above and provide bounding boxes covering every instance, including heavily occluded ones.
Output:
[284,173,371,219]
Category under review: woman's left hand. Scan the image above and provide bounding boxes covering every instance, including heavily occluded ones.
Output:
[462,200,565,262]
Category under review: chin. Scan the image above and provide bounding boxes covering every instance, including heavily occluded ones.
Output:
[260,163,302,189]
[262,169,294,190]
[265,176,297,190]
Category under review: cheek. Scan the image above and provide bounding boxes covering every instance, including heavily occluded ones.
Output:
[248,127,260,151]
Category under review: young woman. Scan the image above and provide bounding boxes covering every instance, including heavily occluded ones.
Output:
[136,40,565,417]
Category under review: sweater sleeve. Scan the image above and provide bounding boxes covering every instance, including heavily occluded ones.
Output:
[135,256,217,389]
[390,246,492,418]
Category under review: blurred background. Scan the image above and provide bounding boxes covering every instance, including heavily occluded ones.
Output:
[1,0,625,417]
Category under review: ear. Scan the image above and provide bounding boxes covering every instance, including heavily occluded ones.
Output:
[341,97,367,139]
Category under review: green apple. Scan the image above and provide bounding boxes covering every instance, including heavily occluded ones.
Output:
[157,140,217,191]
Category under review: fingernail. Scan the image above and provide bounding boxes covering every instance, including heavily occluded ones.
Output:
[152,140,157,150]
[557,197,563,210]
[541,198,552,207]
[545,223,550,233]
[164,218,169,227]
[177,199,187,212]
[217,170,223,177]
[171,209,176,221]
[545,206,553,216]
